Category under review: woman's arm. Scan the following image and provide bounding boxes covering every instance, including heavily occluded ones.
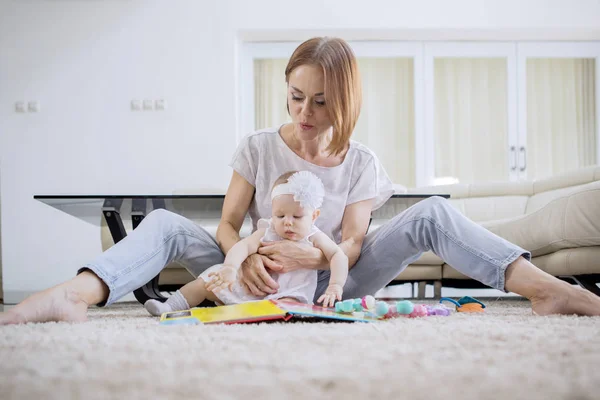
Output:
[216,171,282,296]
[338,198,374,269]
[215,171,255,254]
[257,198,374,271]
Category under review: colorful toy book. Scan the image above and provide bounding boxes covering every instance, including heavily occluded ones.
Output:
[159,299,380,325]
[275,299,381,322]
[158,296,475,325]
[159,299,290,325]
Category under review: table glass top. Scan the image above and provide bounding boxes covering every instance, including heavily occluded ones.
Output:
[34,194,450,227]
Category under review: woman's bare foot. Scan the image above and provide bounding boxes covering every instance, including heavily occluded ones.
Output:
[505,256,600,316]
[0,285,89,325]
[530,282,600,317]
[0,271,109,325]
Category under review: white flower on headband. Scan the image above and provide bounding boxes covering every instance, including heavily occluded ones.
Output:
[271,171,325,209]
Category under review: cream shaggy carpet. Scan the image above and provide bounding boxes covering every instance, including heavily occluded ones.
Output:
[1,299,599,400]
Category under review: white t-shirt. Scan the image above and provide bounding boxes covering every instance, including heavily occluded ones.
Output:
[229,126,394,244]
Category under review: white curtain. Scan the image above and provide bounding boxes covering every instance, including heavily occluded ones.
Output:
[254,58,416,187]
[433,58,509,184]
[254,59,291,130]
[354,58,415,188]
[526,58,597,180]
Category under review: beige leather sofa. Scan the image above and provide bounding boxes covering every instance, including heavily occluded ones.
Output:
[101,165,600,299]
[398,165,600,297]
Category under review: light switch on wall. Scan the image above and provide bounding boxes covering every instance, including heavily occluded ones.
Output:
[154,99,167,110]
[143,99,154,110]
[131,99,142,111]
[131,98,167,111]
[28,101,40,112]
[15,101,26,113]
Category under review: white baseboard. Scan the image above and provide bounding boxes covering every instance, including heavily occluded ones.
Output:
[3,291,137,305]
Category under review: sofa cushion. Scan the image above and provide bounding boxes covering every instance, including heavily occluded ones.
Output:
[530,247,600,276]
[410,251,444,266]
[442,247,600,280]
[532,165,600,194]
[527,180,600,214]
[449,196,529,222]
[393,265,442,281]
[481,182,600,257]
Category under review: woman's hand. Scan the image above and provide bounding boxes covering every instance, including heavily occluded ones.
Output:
[238,254,283,296]
[317,283,343,308]
[257,240,324,273]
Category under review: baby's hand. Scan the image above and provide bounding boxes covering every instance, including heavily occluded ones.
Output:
[317,283,343,308]
[206,264,237,293]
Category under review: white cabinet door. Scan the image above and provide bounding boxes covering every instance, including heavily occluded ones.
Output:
[424,42,519,186]
[350,42,423,188]
[517,42,600,181]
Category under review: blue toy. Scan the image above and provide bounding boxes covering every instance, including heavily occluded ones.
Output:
[440,296,486,313]
[334,297,451,319]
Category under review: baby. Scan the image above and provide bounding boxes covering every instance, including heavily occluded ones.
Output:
[144,170,349,316]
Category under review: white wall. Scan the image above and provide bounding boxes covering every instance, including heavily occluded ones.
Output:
[1,0,599,303]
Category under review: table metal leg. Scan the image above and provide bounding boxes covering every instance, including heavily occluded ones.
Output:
[102,199,126,244]
[102,199,167,304]
[561,274,600,297]
[131,199,167,304]
[133,275,165,305]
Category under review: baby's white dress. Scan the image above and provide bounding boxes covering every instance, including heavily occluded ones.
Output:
[199,218,320,305]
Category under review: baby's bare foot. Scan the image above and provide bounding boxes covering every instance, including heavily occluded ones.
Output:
[531,283,600,316]
[0,286,89,325]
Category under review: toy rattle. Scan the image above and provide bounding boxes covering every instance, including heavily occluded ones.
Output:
[440,296,486,312]
[334,296,451,319]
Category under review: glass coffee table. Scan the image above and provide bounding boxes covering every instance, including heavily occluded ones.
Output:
[34,193,450,304]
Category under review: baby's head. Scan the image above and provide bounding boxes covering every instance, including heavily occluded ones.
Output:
[270,171,324,241]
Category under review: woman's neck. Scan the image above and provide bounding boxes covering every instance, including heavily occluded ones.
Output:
[282,124,332,159]
[279,123,348,168]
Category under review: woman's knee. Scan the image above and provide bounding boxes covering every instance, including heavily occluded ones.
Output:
[142,208,190,230]
[396,195,454,223]
[143,209,215,243]
[412,196,451,213]
[421,195,447,207]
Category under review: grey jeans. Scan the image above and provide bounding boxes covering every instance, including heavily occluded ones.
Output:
[82,196,530,306]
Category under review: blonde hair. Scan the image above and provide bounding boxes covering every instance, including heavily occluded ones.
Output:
[285,37,362,156]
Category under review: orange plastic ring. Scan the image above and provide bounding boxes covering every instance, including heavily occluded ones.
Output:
[457,303,485,313]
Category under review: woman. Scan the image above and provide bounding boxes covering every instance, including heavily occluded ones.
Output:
[2,37,599,324]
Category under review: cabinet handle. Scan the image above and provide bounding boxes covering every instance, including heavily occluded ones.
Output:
[519,146,527,172]
[510,146,517,171]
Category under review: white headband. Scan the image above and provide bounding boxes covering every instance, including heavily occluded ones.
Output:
[271,171,325,210]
